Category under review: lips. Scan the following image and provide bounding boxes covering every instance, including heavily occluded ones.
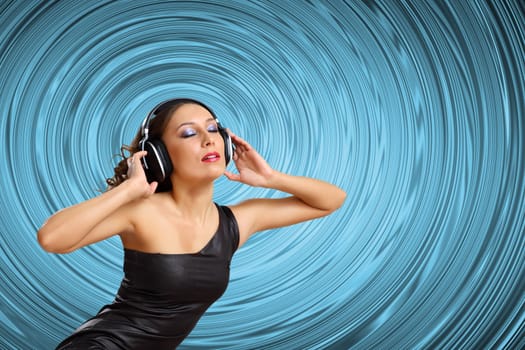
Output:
[201,152,221,162]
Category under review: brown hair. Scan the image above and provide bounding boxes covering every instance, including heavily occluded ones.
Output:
[105,101,190,191]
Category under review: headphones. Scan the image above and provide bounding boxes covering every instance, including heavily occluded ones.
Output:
[138,98,234,185]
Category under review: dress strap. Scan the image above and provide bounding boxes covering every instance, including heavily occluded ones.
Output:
[216,204,240,256]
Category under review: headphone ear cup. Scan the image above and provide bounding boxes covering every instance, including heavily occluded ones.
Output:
[219,127,233,165]
[141,139,173,184]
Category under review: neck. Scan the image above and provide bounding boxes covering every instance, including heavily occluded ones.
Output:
[169,178,215,222]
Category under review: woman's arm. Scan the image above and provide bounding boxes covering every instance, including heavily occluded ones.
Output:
[263,171,347,212]
[225,132,346,247]
[37,151,156,253]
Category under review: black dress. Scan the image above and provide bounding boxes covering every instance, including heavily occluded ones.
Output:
[56,204,239,349]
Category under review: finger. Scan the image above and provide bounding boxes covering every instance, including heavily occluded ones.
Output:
[224,171,241,182]
[231,134,251,152]
[128,151,148,177]
[226,129,253,153]
[227,128,242,147]
[134,150,148,160]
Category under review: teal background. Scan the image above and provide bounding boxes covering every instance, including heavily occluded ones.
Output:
[0,1,524,349]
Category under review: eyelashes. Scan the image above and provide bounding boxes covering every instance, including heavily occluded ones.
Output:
[181,125,219,138]
[181,130,196,138]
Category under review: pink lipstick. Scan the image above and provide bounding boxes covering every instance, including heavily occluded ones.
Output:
[201,152,221,162]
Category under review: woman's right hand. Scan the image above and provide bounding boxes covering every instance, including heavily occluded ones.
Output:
[126,151,158,198]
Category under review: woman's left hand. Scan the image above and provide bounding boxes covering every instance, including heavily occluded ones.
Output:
[224,130,275,187]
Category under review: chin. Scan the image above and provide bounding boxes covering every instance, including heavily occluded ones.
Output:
[210,167,226,179]
[198,164,225,181]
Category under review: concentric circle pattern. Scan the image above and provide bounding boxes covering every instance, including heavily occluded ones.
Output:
[1,1,524,349]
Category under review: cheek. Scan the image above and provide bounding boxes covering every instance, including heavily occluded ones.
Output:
[167,148,182,165]
[215,134,225,150]
[165,140,200,165]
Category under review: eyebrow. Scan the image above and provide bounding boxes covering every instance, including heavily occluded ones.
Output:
[176,118,216,130]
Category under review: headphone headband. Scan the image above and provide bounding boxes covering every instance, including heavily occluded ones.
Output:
[140,98,219,141]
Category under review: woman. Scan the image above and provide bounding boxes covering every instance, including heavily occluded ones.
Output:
[38,98,346,349]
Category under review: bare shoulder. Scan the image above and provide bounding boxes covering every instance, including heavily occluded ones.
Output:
[59,192,153,253]
[119,192,176,249]
[120,192,168,231]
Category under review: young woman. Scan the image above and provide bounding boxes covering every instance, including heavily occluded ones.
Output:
[38,98,346,349]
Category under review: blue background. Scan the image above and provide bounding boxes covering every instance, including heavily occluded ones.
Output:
[0,1,524,349]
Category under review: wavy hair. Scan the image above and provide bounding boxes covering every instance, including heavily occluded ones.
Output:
[105,101,191,192]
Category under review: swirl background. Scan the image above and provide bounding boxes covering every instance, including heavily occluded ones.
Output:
[1,1,524,349]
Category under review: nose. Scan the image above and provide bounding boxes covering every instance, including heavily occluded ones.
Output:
[202,132,215,147]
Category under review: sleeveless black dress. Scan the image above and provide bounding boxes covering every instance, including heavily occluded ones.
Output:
[56,204,239,349]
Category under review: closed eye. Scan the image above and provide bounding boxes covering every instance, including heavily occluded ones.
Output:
[181,128,197,138]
